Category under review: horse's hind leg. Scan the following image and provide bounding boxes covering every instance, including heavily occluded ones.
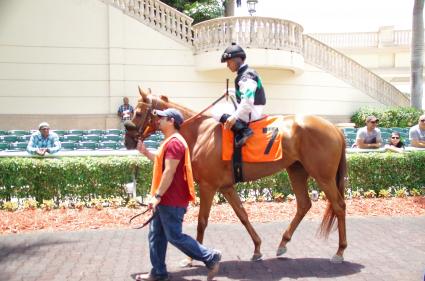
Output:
[277,162,311,256]
[316,179,347,263]
[221,186,263,261]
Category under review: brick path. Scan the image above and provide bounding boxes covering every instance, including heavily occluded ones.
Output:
[1,216,424,281]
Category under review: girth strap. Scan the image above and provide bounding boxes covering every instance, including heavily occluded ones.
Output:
[232,139,243,183]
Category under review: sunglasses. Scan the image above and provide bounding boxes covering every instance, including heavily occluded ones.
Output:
[420,119,425,122]
[391,136,400,139]
[369,121,378,124]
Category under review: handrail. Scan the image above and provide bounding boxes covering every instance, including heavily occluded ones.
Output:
[303,35,409,106]
[104,0,194,45]
[192,16,303,54]
[309,29,413,48]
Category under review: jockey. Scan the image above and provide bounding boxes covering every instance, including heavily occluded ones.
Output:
[220,43,266,148]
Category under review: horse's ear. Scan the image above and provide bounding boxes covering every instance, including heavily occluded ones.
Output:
[159,95,169,103]
[138,85,149,100]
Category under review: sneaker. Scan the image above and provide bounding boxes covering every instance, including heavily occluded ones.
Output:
[207,250,222,281]
[135,273,170,281]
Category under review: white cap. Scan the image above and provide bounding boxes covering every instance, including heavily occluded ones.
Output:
[38,122,50,129]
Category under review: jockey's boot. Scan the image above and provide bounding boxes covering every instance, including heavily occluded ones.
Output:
[232,120,253,148]
[219,114,253,148]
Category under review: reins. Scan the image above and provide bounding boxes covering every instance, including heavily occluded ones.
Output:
[129,201,158,229]
[182,91,233,127]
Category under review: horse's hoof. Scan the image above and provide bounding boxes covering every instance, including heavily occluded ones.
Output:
[179,258,193,268]
[251,253,263,261]
[330,254,344,263]
[276,246,287,257]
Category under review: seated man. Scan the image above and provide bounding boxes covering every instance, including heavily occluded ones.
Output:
[355,115,382,149]
[27,122,61,156]
[409,114,425,148]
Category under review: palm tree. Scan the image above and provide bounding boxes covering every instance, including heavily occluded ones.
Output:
[411,0,424,109]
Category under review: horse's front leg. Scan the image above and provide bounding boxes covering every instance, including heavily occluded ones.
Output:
[221,186,262,261]
[179,184,216,268]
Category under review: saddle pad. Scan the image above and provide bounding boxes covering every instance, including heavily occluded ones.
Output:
[222,116,283,162]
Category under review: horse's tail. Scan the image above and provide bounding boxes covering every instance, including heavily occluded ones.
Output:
[319,135,347,238]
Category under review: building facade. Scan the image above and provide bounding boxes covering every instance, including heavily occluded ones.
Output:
[0,0,409,130]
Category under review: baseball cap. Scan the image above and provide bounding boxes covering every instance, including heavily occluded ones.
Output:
[154,108,184,126]
[366,115,379,123]
[38,122,50,129]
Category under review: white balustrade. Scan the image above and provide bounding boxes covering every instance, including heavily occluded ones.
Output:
[192,16,304,54]
[104,0,194,44]
[303,35,409,106]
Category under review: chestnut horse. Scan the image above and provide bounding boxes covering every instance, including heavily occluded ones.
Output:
[125,86,347,263]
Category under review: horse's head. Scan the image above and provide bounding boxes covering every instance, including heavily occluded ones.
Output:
[124,86,169,149]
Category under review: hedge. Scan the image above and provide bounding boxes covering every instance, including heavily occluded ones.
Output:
[0,156,152,203]
[0,152,424,203]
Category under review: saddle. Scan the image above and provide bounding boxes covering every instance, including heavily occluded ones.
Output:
[222,116,284,182]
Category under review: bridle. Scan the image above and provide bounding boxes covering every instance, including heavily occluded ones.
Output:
[129,96,160,143]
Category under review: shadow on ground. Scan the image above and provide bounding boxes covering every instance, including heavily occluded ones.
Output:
[131,257,364,280]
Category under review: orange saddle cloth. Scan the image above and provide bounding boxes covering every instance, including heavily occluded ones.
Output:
[222,116,284,162]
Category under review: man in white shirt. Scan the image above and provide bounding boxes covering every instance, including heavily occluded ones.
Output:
[409,114,425,148]
[355,115,382,149]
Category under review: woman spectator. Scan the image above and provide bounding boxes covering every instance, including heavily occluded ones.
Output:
[384,131,404,153]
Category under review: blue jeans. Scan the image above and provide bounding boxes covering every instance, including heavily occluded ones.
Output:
[148,205,217,277]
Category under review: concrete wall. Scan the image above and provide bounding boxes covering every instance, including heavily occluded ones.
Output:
[0,0,383,130]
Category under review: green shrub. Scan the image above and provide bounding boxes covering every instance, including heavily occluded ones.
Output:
[0,152,424,203]
[351,107,424,128]
[0,156,152,203]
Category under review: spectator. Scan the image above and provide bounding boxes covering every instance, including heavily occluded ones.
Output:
[355,115,383,149]
[117,97,134,128]
[384,131,404,153]
[136,108,221,281]
[27,122,61,156]
[409,114,425,148]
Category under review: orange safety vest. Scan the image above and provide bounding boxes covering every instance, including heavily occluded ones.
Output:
[150,133,196,202]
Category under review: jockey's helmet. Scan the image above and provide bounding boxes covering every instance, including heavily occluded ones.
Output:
[221,43,246,63]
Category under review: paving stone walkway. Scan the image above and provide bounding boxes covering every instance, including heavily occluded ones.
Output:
[1,216,424,281]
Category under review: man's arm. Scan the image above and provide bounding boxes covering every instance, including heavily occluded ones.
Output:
[224,77,256,129]
[233,77,256,119]
[129,105,135,119]
[411,139,425,148]
[26,135,38,154]
[356,139,380,149]
[47,135,61,154]
[151,158,180,209]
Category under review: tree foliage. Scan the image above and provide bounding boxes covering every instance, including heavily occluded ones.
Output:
[161,0,225,23]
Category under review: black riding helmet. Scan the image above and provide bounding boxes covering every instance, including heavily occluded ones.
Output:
[221,43,246,63]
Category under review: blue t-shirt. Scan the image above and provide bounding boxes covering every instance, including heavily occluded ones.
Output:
[27,131,61,154]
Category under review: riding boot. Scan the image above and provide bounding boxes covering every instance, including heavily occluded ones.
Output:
[232,119,253,148]
[219,114,253,148]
